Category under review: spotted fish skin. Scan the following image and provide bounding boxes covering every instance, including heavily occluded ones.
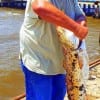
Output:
[57,27,87,100]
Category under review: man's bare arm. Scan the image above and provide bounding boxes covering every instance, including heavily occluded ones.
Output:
[31,0,88,40]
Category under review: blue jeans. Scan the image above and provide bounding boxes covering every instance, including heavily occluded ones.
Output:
[21,61,66,100]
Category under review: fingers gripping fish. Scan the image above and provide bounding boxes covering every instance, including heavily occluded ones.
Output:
[56,27,87,100]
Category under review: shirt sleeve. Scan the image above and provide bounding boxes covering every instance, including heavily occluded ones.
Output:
[74,0,86,21]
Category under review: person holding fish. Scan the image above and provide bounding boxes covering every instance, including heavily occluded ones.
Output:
[19,0,89,100]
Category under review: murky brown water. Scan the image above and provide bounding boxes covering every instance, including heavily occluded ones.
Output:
[0,8,25,99]
[0,8,100,99]
[86,17,100,60]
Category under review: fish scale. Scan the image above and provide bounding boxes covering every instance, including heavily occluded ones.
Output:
[56,26,87,100]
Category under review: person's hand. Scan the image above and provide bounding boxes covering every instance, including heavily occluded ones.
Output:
[80,20,87,27]
[77,20,87,27]
[74,20,88,40]
[75,26,88,40]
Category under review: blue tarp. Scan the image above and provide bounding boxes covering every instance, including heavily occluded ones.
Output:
[79,0,100,1]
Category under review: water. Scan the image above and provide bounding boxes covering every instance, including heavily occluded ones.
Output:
[86,17,100,60]
[0,8,25,99]
[0,8,100,99]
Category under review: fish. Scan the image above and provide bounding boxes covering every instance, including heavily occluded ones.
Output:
[56,26,87,100]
